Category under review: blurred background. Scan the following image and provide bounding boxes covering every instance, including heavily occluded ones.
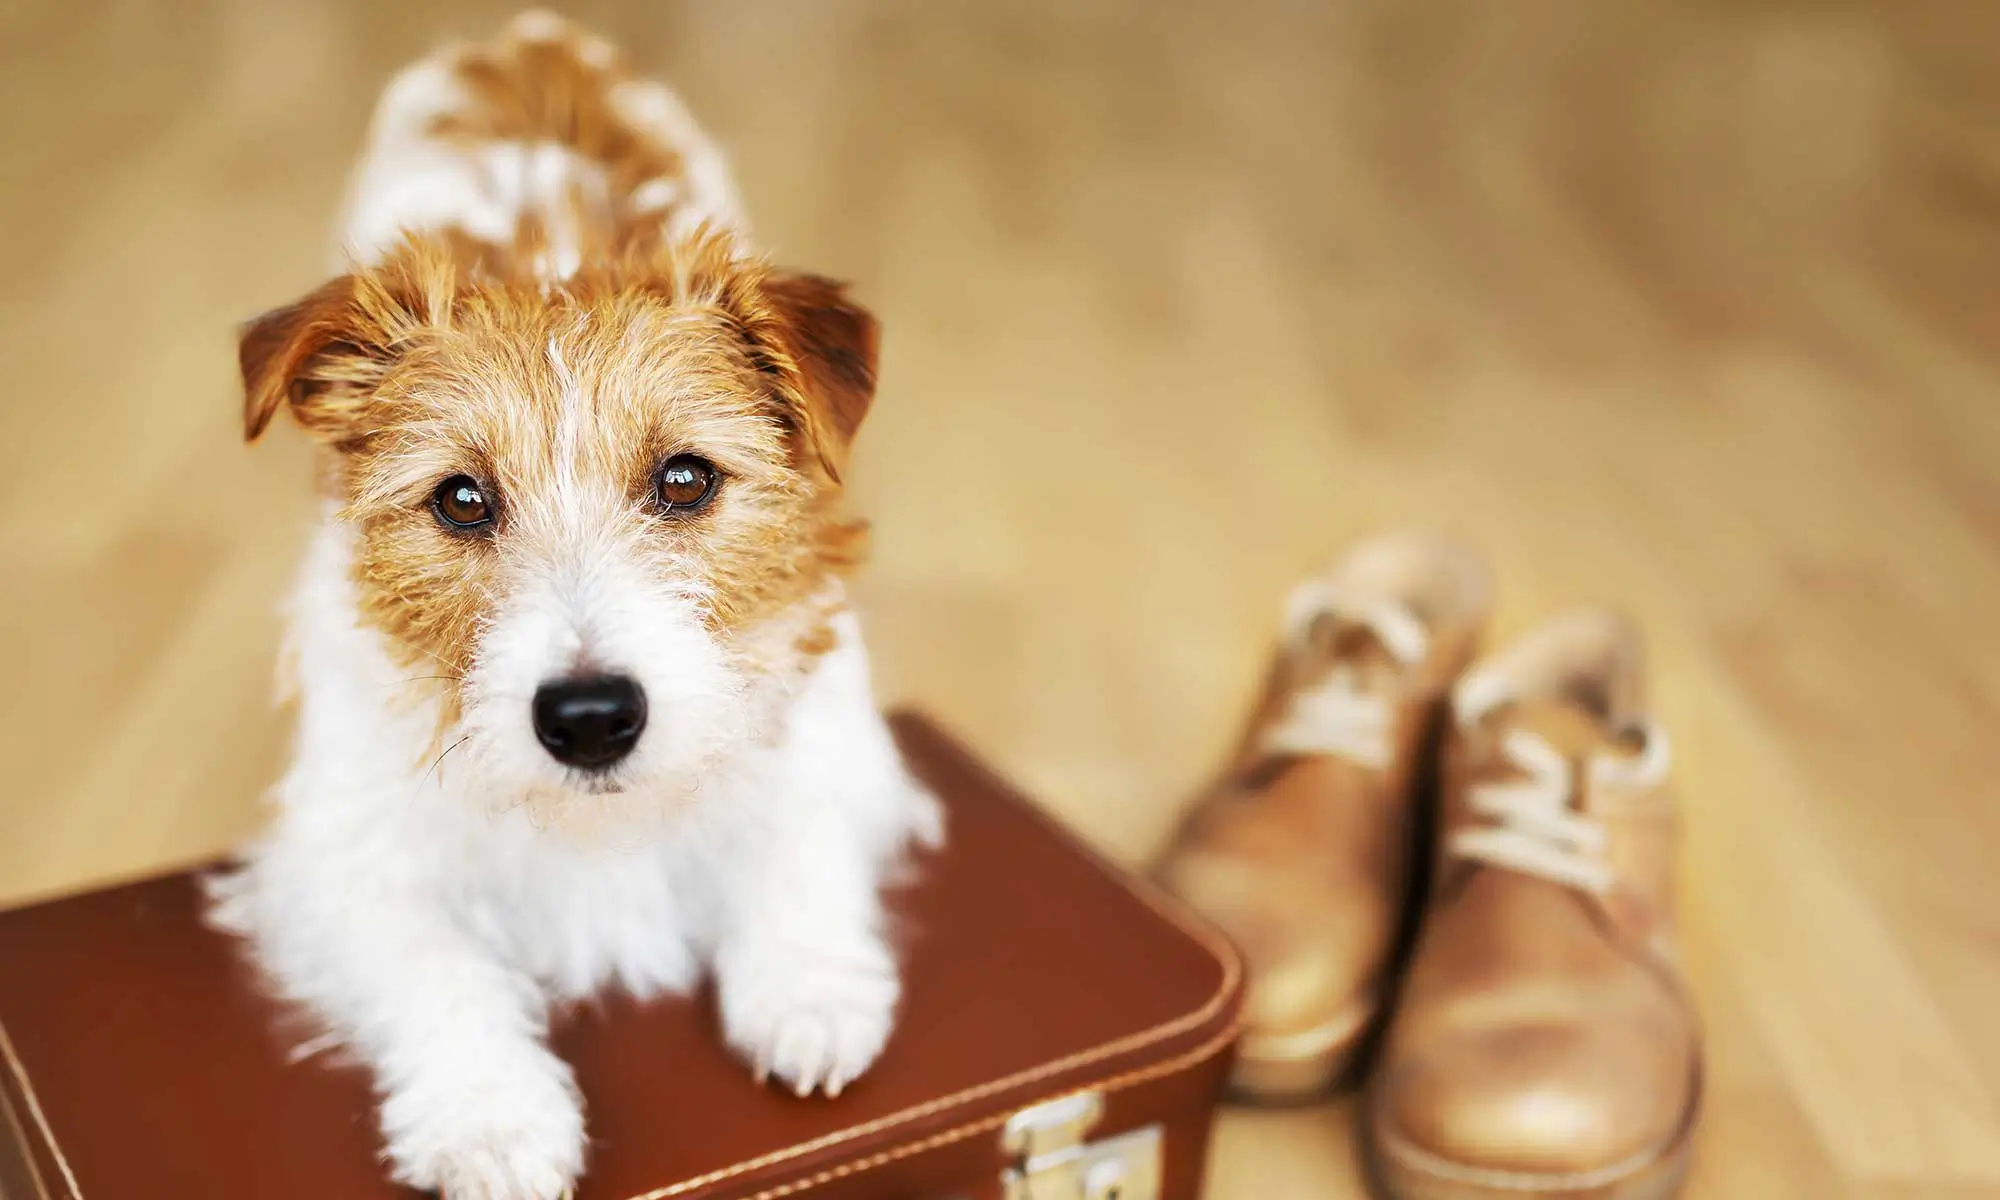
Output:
[3,0,1998,1195]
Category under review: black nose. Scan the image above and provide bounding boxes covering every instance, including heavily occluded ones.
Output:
[532,675,647,770]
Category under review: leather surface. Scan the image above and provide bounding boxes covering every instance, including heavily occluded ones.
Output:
[1155,535,1490,1095]
[1366,613,1701,1186]
[0,713,1243,1200]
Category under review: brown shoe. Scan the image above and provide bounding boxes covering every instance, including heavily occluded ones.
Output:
[1364,610,1702,1200]
[1157,533,1492,1101]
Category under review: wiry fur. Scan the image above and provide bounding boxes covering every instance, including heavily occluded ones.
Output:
[209,13,938,1199]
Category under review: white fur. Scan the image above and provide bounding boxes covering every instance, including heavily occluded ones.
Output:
[607,77,746,244]
[220,37,930,1199]
[212,516,939,1198]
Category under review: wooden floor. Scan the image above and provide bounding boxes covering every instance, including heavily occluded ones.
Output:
[4,1,1999,1196]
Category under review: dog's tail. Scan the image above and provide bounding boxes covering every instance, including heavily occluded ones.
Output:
[335,10,744,277]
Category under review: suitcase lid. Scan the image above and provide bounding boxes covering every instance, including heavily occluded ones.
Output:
[0,712,1243,1199]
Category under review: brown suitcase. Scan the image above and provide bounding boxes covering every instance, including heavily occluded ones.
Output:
[0,713,1243,1200]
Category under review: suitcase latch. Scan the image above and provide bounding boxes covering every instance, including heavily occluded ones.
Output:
[1000,1092,1163,1200]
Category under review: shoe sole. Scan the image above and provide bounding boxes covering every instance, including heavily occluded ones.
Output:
[1364,1133,1691,1200]
[1226,1004,1380,1103]
[1227,1038,1353,1102]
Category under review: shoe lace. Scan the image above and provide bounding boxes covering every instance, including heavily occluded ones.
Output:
[1447,722,1669,893]
[1259,581,1428,770]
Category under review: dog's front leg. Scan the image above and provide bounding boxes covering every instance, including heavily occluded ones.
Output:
[710,799,901,1099]
[369,944,584,1200]
[220,848,586,1199]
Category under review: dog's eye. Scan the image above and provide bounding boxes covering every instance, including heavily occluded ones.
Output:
[655,455,718,512]
[432,475,494,530]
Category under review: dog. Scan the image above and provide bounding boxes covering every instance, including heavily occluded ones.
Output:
[207,12,941,1198]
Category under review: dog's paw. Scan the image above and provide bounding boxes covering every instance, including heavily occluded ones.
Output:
[380,1046,586,1200]
[418,1134,579,1200]
[748,995,894,1099]
[719,945,899,1098]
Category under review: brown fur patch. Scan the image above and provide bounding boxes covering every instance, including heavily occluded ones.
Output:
[428,14,682,219]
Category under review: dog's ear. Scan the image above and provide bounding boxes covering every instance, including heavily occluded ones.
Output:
[747,269,880,483]
[240,276,356,443]
[239,264,435,444]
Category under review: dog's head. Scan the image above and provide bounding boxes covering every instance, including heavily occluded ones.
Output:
[242,230,874,817]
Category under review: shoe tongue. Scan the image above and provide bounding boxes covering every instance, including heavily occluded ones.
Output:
[1285,578,1429,668]
[1291,615,1411,697]
[1452,609,1645,736]
[1488,696,1651,775]
[1497,697,1617,759]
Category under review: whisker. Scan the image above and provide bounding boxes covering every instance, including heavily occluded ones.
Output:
[420,734,474,791]
[391,636,463,676]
